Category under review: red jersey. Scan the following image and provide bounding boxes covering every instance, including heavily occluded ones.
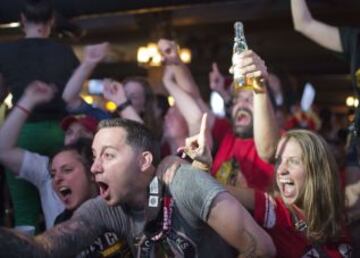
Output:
[211,118,274,191]
[254,191,352,258]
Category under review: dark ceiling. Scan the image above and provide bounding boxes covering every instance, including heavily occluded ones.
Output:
[1,0,360,112]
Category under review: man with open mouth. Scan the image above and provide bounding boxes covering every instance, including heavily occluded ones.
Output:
[0,117,276,258]
[209,50,280,191]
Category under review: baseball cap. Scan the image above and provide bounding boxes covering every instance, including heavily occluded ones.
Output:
[60,115,98,134]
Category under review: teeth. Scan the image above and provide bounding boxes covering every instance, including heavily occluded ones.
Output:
[59,186,71,196]
[279,178,293,184]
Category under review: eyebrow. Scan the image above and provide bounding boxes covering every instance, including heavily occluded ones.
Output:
[100,145,119,154]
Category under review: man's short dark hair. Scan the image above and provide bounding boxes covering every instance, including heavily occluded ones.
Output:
[22,0,54,24]
[98,118,161,166]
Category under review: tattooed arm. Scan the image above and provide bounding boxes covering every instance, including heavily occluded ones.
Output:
[0,197,128,258]
[0,215,101,258]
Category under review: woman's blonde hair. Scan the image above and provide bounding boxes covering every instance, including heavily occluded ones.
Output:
[277,129,345,243]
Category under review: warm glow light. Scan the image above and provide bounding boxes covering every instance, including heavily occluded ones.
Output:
[151,52,162,66]
[180,48,192,64]
[167,96,175,107]
[147,43,158,56]
[0,22,20,29]
[346,96,355,107]
[4,93,13,108]
[82,95,94,105]
[137,47,150,63]
[105,101,117,111]
[355,98,359,108]
[346,96,359,107]
[137,43,191,67]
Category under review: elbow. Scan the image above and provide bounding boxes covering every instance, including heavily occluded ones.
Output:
[257,146,276,163]
[256,234,276,258]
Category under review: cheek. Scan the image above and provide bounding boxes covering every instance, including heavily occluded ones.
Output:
[294,169,306,187]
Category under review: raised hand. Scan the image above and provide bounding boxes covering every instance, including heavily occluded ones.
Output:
[23,81,56,106]
[83,42,109,65]
[231,50,268,92]
[103,79,127,106]
[157,39,181,65]
[178,113,212,170]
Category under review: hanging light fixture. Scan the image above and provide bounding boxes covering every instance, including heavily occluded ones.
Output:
[346,96,359,108]
[137,42,192,67]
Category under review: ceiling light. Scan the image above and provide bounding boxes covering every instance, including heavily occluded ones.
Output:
[137,42,192,67]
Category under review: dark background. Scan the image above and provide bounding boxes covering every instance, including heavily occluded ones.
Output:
[1,0,360,113]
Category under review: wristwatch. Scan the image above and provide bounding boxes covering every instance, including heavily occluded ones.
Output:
[116,99,132,112]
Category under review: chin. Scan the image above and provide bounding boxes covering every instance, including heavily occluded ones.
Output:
[105,197,121,206]
[233,127,253,138]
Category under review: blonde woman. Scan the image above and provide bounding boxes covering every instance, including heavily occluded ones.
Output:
[185,127,352,258]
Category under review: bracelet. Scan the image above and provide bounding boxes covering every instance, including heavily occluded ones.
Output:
[192,160,210,172]
[15,104,31,115]
[116,99,131,113]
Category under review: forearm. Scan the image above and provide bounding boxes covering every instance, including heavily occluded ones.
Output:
[117,106,143,124]
[253,91,279,162]
[0,218,100,258]
[291,0,342,52]
[171,63,201,98]
[62,62,96,106]
[165,81,203,135]
[0,227,49,258]
[0,97,32,151]
[208,193,275,258]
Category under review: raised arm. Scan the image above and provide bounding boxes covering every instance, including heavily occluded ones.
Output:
[0,81,55,174]
[207,192,275,257]
[233,50,280,161]
[62,42,109,110]
[103,79,143,123]
[162,65,203,136]
[158,39,215,126]
[290,0,342,52]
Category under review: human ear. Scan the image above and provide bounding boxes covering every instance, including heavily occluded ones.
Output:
[139,151,153,172]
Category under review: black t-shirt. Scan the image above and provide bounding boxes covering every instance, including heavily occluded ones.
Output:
[0,38,79,122]
[340,27,360,95]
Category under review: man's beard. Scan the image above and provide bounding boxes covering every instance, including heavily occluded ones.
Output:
[232,108,254,139]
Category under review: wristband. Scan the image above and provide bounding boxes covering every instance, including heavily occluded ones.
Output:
[15,104,31,115]
[116,99,131,113]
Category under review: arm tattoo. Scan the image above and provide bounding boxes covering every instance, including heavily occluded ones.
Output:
[37,216,102,258]
[0,215,102,258]
[238,230,257,258]
[0,227,48,258]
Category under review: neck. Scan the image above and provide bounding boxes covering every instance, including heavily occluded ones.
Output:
[127,168,156,210]
[24,23,50,38]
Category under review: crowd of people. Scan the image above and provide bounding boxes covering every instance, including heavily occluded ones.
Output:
[0,0,359,257]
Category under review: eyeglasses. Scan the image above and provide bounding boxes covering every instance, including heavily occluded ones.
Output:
[275,156,302,170]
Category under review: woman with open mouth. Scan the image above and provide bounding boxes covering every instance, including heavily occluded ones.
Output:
[49,138,132,258]
[188,126,352,258]
[226,129,352,258]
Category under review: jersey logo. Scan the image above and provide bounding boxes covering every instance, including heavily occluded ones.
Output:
[338,243,352,258]
[302,248,320,258]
